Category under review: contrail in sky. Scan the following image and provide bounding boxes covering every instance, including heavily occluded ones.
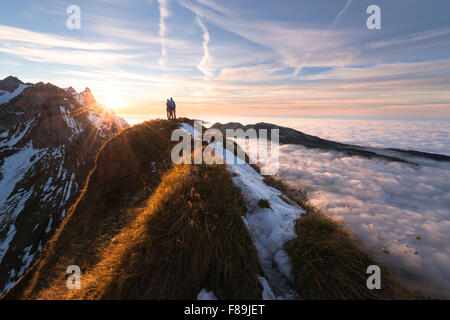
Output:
[157,0,170,67]
[294,0,353,76]
[196,16,213,78]
[326,0,353,37]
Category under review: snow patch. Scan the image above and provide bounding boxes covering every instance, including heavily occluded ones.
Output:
[0,84,28,105]
[227,159,300,299]
[0,144,43,211]
[45,215,53,233]
[258,276,276,300]
[197,289,218,300]
[88,111,108,138]
[0,118,34,148]
[0,224,16,265]
[60,105,82,135]
[64,173,75,202]
[18,244,34,276]
[1,269,17,295]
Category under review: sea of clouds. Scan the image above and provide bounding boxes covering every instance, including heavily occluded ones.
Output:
[221,117,450,297]
[281,118,450,156]
[276,145,450,297]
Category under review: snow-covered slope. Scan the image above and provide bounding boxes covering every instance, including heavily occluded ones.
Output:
[0,76,30,106]
[0,84,29,105]
[0,78,129,294]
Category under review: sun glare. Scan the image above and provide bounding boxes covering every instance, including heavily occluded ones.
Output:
[104,94,125,111]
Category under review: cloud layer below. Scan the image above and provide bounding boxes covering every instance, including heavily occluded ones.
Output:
[276,145,450,297]
[265,117,450,156]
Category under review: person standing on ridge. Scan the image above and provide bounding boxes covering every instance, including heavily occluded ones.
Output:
[170,97,177,119]
[166,99,172,120]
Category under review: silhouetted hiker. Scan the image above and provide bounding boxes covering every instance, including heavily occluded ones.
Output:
[170,97,177,119]
[166,99,172,119]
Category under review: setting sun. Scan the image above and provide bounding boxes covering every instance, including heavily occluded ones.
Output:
[104,94,125,111]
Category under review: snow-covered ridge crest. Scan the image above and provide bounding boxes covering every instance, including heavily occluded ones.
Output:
[178,123,303,300]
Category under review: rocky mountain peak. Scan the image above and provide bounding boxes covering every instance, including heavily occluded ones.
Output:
[0,76,25,93]
[0,79,129,294]
[80,87,96,106]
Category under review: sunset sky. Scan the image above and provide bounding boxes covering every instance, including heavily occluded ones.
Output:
[1,0,449,120]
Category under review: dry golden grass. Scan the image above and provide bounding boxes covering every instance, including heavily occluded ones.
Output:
[285,211,419,300]
[38,164,262,300]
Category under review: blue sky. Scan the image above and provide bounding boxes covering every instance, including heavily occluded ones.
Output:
[1,0,450,119]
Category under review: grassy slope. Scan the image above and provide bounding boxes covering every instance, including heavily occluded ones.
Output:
[40,165,262,299]
[5,119,262,299]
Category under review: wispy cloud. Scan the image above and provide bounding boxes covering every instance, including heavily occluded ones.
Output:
[195,16,213,78]
[157,0,171,67]
[88,23,188,49]
[0,25,133,51]
[216,64,286,83]
[178,0,359,76]
[0,24,141,68]
[192,0,232,16]
[0,45,139,67]
[367,28,450,50]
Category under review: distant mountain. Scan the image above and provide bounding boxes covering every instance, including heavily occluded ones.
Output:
[0,76,25,92]
[0,77,129,294]
[0,76,30,105]
[211,122,450,164]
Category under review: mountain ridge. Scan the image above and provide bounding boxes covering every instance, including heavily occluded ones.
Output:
[0,77,129,294]
[211,121,450,164]
[3,119,414,300]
